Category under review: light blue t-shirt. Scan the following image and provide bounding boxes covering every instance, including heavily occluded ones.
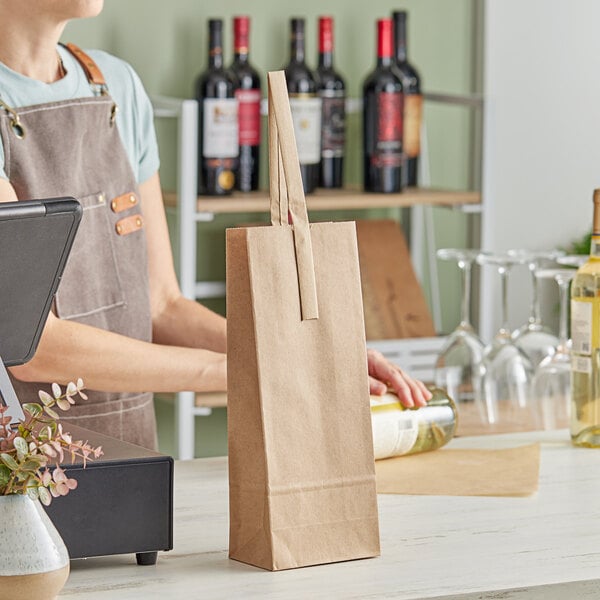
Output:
[0,45,159,184]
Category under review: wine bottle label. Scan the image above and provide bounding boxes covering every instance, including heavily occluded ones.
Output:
[319,90,345,158]
[571,298,595,355]
[202,98,238,158]
[403,94,423,158]
[372,91,403,167]
[289,96,322,164]
[572,355,592,374]
[235,89,261,147]
[371,398,419,460]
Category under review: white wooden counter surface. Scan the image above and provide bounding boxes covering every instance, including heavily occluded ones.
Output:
[61,430,600,600]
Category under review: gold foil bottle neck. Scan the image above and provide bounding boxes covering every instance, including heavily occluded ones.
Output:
[594,189,600,235]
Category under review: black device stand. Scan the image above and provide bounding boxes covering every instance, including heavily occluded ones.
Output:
[0,198,173,565]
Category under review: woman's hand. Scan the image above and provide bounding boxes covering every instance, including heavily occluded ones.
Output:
[367,348,432,408]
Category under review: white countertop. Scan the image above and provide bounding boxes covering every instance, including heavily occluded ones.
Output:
[60,430,600,600]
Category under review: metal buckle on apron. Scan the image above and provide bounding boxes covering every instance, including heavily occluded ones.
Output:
[89,83,117,127]
[0,98,25,139]
[110,102,118,127]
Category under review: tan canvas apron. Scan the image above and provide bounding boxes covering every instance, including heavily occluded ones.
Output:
[0,45,157,449]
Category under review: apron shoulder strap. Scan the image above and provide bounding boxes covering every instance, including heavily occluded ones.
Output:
[63,43,107,90]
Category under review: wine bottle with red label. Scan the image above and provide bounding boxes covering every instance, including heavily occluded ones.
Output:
[362,18,404,193]
[195,19,239,196]
[315,16,345,189]
[393,10,422,188]
[229,15,261,192]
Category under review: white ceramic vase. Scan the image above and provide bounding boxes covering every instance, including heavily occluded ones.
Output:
[0,494,70,600]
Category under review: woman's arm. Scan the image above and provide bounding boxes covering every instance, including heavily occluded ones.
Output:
[0,177,18,202]
[10,311,226,392]
[6,174,227,392]
[140,173,227,353]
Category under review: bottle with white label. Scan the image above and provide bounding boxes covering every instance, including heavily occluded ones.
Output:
[570,189,600,447]
[284,18,322,194]
[195,19,239,196]
[371,388,457,460]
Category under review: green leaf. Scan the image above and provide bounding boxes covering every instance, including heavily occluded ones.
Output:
[26,486,39,501]
[0,453,19,471]
[13,437,28,455]
[20,460,43,472]
[0,465,10,486]
[43,406,60,420]
[38,486,52,506]
[23,403,43,418]
[38,390,54,406]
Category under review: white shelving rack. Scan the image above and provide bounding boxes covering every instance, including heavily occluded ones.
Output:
[152,93,483,460]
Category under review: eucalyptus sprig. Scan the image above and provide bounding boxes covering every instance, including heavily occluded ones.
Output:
[0,380,103,506]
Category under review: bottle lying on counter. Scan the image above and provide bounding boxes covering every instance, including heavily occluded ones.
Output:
[371,387,457,460]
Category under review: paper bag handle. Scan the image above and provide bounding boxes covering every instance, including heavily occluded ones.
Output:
[267,70,319,321]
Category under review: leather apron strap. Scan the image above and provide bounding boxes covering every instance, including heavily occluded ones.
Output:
[63,43,107,88]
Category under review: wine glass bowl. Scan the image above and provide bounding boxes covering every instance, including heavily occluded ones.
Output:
[476,252,535,426]
[530,268,575,430]
[557,254,588,269]
[434,249,485,410]
[508,249,564,368]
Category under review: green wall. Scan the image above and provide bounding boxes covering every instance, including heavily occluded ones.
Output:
[65,0,477,188]
[64,0,479,457]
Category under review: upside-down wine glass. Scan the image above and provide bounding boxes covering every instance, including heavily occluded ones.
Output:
[508,249,563,368]
[434,249,485,412]
[477,253,534,426]
[530,268,576,430]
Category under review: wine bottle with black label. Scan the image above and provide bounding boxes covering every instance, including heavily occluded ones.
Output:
[362,18,404,193]
[229,15,261,192]
[315,16,345,188]
[283,17,321,194]
[393,10,422,188]
[195,19,238,196]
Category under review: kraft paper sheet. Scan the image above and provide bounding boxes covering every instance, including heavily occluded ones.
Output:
[376,443,540,497]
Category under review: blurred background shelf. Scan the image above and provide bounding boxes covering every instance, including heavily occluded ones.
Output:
[162,186,481,215]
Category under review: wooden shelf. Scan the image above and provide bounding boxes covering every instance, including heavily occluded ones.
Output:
[163,187,481,214]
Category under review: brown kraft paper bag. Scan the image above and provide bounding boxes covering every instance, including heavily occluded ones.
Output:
[226,70,380,571]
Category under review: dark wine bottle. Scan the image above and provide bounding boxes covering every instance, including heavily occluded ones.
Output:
[195,19,238,196]
[283,18,321,194]
[229,15,261,192]
[362,18,404,193]
[315,16,346,188]
[393,10,422,187]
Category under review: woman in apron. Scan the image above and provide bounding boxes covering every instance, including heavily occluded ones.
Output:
[0,1,430,449]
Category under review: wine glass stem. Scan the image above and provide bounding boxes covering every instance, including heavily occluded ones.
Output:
[499,266,511,336]
[529,264,541,325]
[557,279,570,350]
[459,260,472,327]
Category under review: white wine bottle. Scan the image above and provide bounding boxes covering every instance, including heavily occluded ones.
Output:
[571,189,600,447]
[371,388,457,460]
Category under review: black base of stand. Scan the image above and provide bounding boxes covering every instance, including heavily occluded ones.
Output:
[43,424,174,565]
[136,551,159,566]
